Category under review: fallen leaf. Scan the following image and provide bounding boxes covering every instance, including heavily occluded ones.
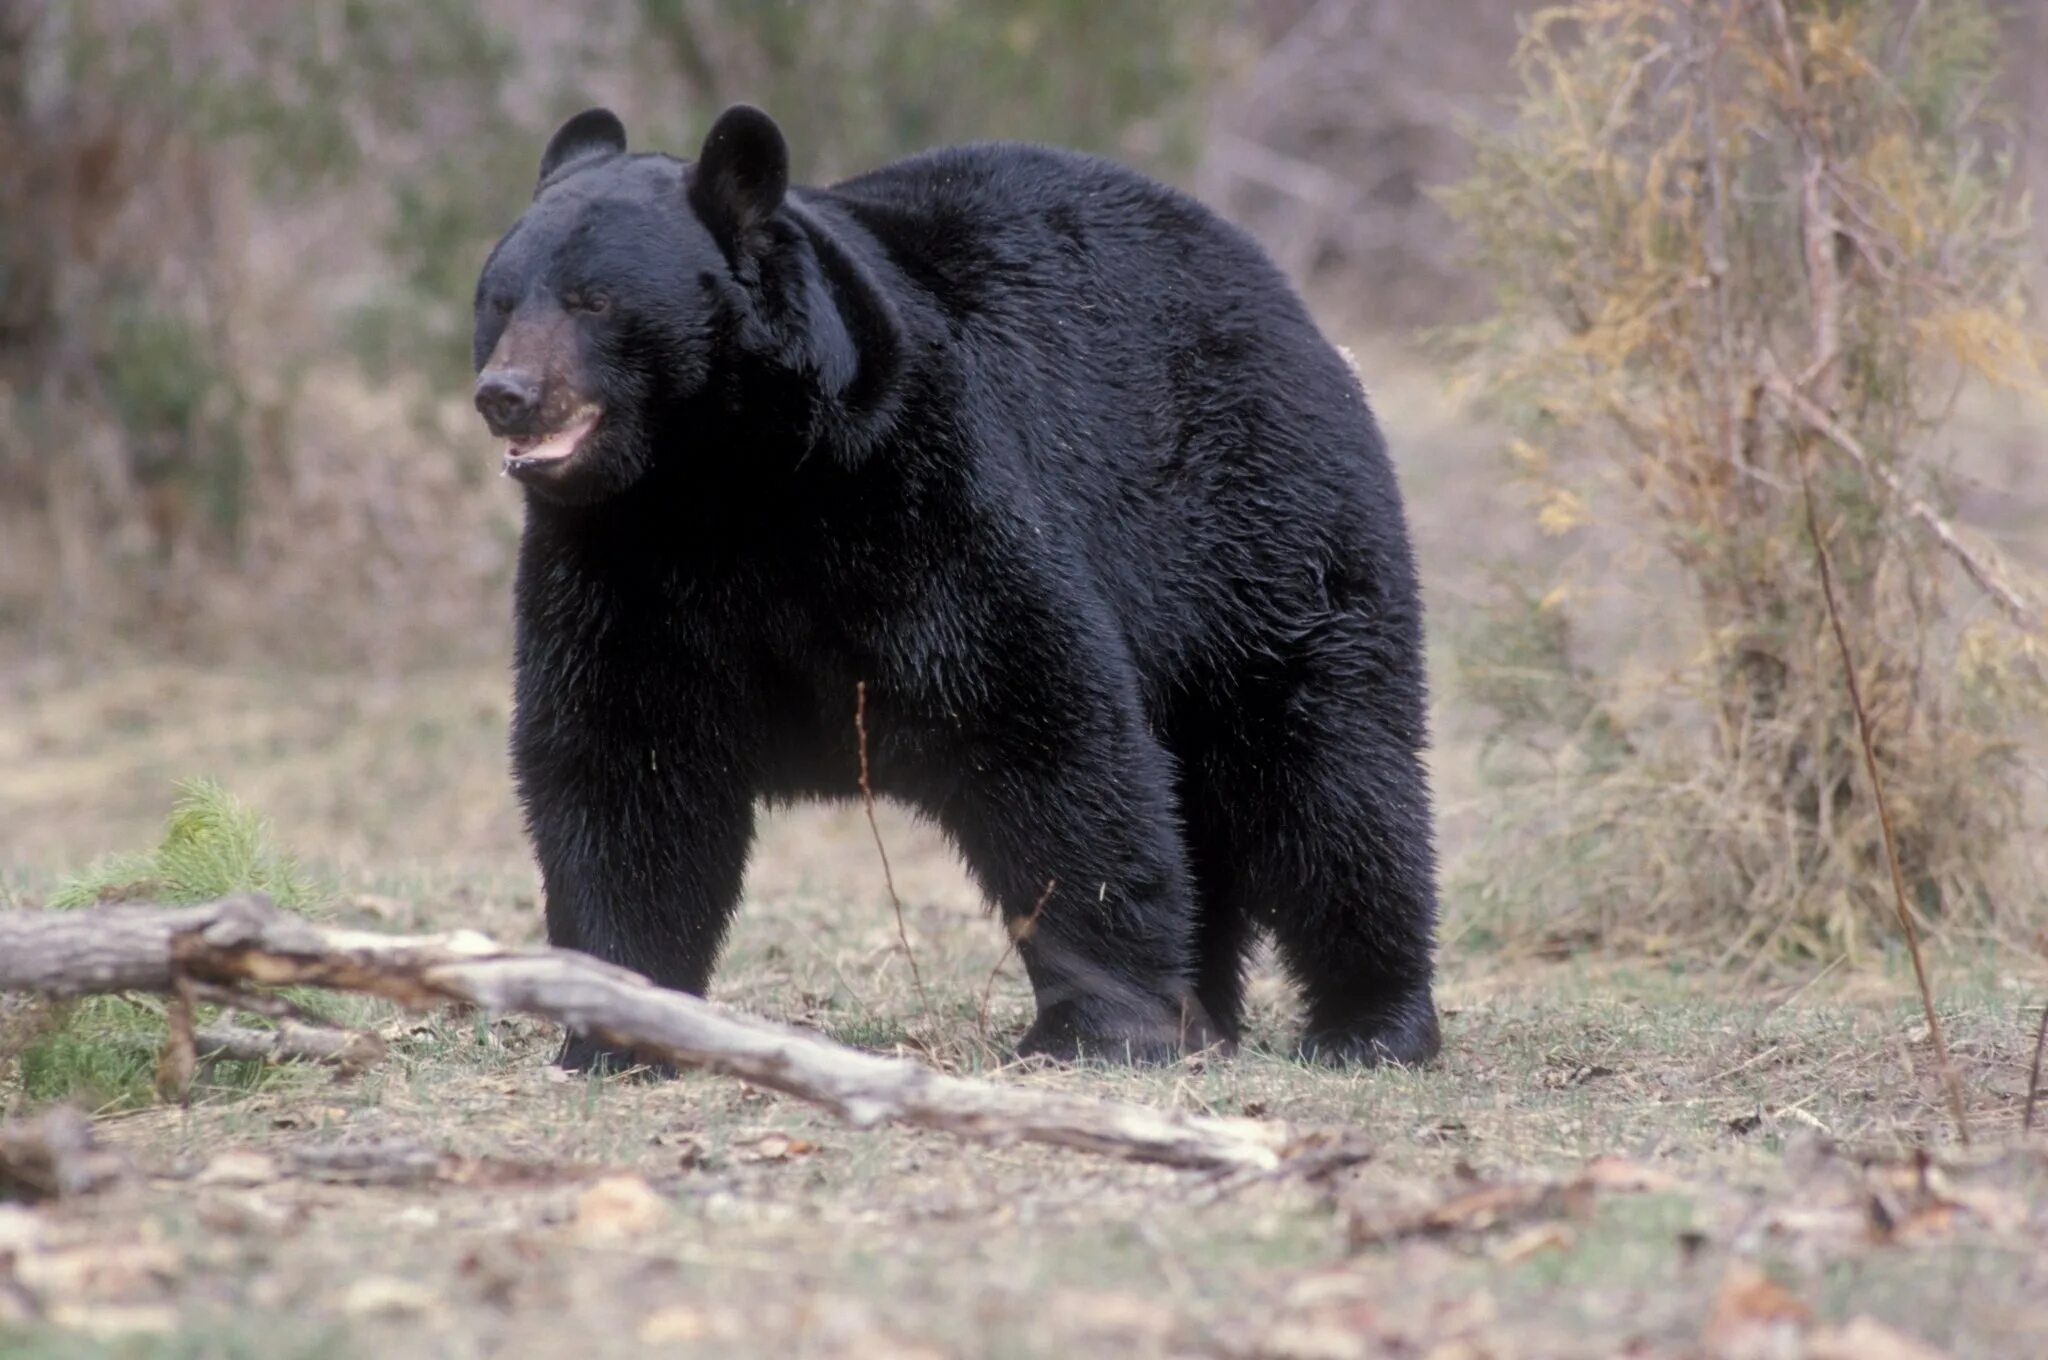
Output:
[639,1304,712,1343]
[1493,1222,1573,1263]
[270,1106,350,1131]
[1260,1321,1370,1360]
[1808,1316,1951,1360]
[570,1174,668,1242]
[651,1129,712,1168]
[194,1191,300,1235]
[742,1133,818,1163]
[341,1276,439,1318]
[1045,1289,1179,1341]
[1703,1262,1809,1359]
[1579,1157,1684,1193]
[1349,1157,1675,1248]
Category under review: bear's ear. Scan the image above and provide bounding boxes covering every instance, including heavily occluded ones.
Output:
[690,104,788,253]
[538,108,627,190]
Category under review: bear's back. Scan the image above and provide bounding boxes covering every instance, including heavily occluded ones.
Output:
[817,142,1295,314]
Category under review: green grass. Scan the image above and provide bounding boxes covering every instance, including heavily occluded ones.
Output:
[49,778,322,912]
[7,781,334,1113]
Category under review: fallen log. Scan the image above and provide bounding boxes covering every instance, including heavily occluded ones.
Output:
[0,896,1362,1175]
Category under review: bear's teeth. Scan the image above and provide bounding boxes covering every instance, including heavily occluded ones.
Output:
[507,408,601,466]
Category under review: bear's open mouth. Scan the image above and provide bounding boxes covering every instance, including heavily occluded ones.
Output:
[503,406,603,475]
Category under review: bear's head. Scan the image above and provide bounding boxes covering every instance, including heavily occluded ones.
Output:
[472,105,892,505]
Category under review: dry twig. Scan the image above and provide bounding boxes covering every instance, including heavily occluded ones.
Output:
[1801,476,1971,1146]
[2026,999,2047,1136]
[0,897,1357,1175]
[2023,933,2039,1138]
[1765,369,2036,631]
[978,878,1054,1043]
[855,680,931,1020]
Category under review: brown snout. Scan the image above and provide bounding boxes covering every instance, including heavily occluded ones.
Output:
[475,369,542,434]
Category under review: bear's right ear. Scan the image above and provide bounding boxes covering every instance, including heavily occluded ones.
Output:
[537,108,627,191]
[690,104,789,256]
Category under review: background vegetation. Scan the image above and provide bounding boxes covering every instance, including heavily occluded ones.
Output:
[0,0,1224,663]
[1444,0,2047,956]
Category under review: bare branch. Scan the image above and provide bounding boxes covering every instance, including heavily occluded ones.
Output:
[1763,367,2038,630]
[0,898,1358,1175]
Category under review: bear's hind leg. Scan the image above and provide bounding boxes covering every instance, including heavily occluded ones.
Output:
[1181,797,1254,1051]
[1273,715,1440,1066]
[1194,683,1441,1067]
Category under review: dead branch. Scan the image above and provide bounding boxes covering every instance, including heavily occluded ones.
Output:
[1764,368,2037,631]
[1800,476,1972,1147]
[185,1021,386,1071]
[0,898,1354,1175]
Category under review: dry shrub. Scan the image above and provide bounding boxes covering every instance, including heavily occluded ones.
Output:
[1442,0,2048,958]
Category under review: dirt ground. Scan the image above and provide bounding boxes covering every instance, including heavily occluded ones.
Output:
[3,356,2046,1358]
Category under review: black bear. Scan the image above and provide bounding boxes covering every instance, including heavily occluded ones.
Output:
[473,105,1440,1071]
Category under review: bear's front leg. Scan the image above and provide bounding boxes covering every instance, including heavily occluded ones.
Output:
[941,682,1214,1064]
[513,695,756,1075]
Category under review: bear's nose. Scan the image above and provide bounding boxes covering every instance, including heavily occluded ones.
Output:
[474,370,542,433]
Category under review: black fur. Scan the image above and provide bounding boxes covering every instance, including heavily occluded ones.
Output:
[472,106,1441,1071]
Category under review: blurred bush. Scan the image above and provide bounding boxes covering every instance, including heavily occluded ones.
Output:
[0,0,1221,663]
[1444,0,2047,955]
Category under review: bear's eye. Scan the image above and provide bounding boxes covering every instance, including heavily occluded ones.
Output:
[565,290,611,315]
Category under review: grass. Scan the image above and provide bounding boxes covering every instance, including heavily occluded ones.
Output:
[48,779,322,913]
[6,782,341,1112]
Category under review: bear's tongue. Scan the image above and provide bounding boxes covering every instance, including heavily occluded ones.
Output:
[505,407,601,470]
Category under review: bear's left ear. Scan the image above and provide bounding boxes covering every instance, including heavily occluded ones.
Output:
[538,108,627,191]
[690,104,788,255]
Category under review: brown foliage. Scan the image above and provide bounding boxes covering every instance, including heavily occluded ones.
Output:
[1444,0,2048,954]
